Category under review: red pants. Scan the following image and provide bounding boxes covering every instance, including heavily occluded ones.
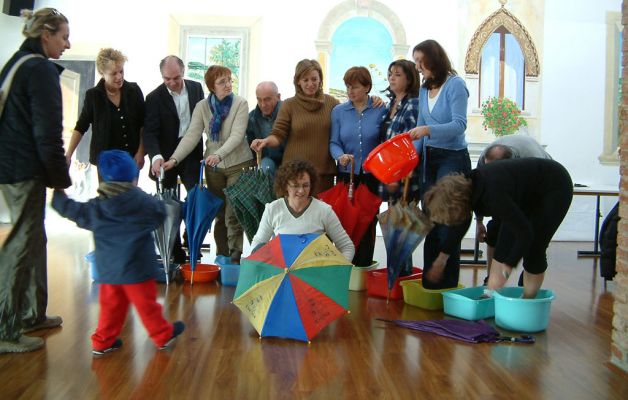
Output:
[92,280,173,350]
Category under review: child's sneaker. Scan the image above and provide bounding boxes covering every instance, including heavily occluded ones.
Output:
[92,338,123,357]
[159,321,185,350]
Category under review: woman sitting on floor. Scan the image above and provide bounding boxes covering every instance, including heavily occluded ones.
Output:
[250,159,355,261]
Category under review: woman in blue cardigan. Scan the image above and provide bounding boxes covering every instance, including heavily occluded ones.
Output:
[410,39,471,289]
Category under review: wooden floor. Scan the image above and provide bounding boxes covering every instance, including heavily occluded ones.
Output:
[0,209,627,400]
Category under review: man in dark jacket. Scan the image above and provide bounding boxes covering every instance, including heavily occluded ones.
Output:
[144,56,204,263]
[246,81,284,176]
[0,15,72,354]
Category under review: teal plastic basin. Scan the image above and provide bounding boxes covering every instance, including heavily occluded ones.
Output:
[442,286,495,321]
[493,287,555,332]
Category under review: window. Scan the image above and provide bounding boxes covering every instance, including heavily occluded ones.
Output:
[600,11,622,164]
[181,27,249,96]
[479,26,525,108]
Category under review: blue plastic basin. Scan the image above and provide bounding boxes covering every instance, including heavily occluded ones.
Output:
[442,286,495,321]
[216,255,239,286]
[493,287,555,332]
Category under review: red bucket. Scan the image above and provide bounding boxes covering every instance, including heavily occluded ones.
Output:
[364,133,419,184]
[181,263,220,283]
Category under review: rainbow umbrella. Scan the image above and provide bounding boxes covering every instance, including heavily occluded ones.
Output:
[233,233,352,342]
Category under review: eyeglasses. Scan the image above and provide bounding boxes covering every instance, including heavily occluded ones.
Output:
[287,183,311,191]
[215,77,233,87]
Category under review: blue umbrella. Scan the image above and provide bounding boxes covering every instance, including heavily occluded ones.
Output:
[182,163,223,284]
[377,178,432,302]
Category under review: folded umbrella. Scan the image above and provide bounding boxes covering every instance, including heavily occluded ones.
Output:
[318,159,382,247]
[378,177,433,302]
[182,163,223,284]
[380,319,535,344]
[153,169,182,285]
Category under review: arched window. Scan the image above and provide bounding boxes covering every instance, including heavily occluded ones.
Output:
[479,26,525,108]
[315,0,409,98]
[329,17,393,99]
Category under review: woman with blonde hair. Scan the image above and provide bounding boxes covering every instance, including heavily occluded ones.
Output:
[65,48,146,177]
[423,158,573,299]
[0,7,72,353]
[163,65,253,264]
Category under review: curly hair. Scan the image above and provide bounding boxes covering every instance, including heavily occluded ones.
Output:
[96,48,127,75]
[423,173,472,225]
[273,159,318,198]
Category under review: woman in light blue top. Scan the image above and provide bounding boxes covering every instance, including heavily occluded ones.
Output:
[409,39,472,290]
[330,66,387,267]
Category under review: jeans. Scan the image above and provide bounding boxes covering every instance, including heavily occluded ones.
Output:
[421,147,471,289]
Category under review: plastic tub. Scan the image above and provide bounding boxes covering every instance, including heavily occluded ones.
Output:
[363,133,419,184]
[400,279,464,310]
[349,261,379,291]
[442,286,495,320]
[493,287,555,333]
[366,267,422,300]
[181,263,220,283]
[216,255,240,286]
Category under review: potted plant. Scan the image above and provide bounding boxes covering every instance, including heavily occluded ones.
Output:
[480,97,527,136]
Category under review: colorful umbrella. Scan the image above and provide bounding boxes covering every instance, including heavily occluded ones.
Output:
[233,233,352,342]
[378,177,433,301]
[318,159,382,247]
[153,169,182,285]
[182,163,223,284]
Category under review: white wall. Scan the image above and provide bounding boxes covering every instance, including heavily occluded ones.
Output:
[542,0,621,240]
[0,0,621,240]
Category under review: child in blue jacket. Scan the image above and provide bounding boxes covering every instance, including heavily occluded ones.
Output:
[52,150,184,356]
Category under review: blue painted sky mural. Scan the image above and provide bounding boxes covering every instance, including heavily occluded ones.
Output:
[330,17,393,98]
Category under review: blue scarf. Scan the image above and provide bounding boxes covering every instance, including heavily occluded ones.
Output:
[208,93,233,142]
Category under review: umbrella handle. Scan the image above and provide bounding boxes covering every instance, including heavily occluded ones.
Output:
[402,172,412,206]
[256,150,262,171]
[158,167,165,193]
[348,157,355,200]
[199,162,205,187]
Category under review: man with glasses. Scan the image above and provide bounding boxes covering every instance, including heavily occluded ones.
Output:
[144,55,204,263]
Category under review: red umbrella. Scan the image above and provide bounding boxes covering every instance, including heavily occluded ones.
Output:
[318,159,382,247]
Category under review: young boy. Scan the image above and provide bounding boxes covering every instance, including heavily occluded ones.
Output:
[52,150,184,357]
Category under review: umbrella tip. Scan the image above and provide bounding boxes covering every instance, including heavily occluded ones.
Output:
[346,310,351,315]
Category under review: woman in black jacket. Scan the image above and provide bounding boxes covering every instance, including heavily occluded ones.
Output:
[65,48,145,177]
[423,158,573,299]
[0,7,72,353]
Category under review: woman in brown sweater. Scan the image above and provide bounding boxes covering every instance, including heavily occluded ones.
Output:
[250,59,338,193]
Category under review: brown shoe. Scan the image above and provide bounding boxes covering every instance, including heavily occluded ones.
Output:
[0,335,44,354]
[22,316,63,333]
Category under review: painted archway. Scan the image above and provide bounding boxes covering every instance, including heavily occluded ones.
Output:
[464,5,540,77]
[316,0,409,93]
